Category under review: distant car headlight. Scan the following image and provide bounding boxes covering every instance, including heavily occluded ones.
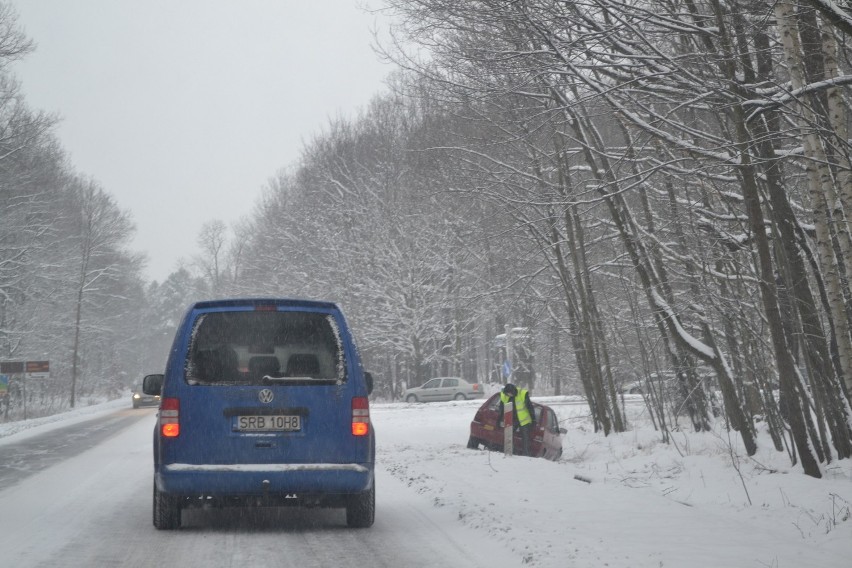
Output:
[133,393,141,399]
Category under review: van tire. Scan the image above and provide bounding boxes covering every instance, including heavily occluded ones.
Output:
[466,436,480,449]
[346,481,375,528]
[153,482,181,530]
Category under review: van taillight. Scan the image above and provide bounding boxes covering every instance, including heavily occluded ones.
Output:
[351,397,370,436]
[160,398,180,437]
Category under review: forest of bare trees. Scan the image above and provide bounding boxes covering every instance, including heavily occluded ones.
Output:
[1,1,851,478]
[0,3,205,418]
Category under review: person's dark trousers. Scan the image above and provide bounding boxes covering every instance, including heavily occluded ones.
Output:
[519,423,534,456]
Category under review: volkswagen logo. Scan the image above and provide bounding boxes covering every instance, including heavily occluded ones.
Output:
[258,389,274,404]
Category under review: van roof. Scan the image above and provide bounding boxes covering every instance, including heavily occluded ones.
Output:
[190,298,341,311]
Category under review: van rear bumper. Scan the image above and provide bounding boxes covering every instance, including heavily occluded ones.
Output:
[157,463,374,497]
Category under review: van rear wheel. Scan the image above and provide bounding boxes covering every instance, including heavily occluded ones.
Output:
[153,482,181,530]
[346,481,375,528]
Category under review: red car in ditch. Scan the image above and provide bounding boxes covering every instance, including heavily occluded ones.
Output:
[466,393,566,460]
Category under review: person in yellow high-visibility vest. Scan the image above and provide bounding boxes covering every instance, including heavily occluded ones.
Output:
[496,383,536,456]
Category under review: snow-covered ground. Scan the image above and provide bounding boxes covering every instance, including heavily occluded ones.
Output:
[375,396,851,567]
[1,395,850,567]
[0,397,129,446]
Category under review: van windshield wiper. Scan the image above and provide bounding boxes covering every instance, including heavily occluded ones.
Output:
[261,375,338,384]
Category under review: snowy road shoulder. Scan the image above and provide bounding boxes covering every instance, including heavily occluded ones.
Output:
[0,396,132,446]
[372,399,852,568]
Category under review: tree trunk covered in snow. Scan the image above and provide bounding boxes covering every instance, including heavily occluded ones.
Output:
[773,1,852,466]
[745,19,834,458]
[797,5,852,390]
[802,0,852,37]
[776,1,852,393]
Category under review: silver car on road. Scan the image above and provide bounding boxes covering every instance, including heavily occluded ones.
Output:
[403,377,485,402]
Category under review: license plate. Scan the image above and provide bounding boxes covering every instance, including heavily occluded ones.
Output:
[236,415,301,432]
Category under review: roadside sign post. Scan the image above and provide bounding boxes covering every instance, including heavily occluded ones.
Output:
[504,324,513,382]
[503,324,514,456]
[503,400,514,456]
[0,360,49,421]
[0,362,23,421]
[23,361,49,420]
[0,374,8,421]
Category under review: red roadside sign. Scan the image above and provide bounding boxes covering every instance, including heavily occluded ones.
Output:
[25,360,50,379]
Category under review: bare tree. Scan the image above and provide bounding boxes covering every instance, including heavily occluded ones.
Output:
[66,178,135,407]
[193,220,229,296]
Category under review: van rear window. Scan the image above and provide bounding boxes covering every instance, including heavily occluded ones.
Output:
[185,311,345,386]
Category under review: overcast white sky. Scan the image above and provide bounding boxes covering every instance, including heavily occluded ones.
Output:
[10,0,391,282]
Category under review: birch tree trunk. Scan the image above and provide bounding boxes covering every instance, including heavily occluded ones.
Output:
[707,0,817,476]
[776,0,852,394]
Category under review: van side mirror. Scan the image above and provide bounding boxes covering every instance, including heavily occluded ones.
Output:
[364,371,374,396]
[143,374,164,396]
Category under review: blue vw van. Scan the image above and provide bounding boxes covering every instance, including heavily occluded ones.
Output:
[142,298,375,529]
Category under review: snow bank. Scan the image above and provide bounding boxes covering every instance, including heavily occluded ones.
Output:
[373,397,852,567]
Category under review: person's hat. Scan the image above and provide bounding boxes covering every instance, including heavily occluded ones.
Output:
[503,383,517,396]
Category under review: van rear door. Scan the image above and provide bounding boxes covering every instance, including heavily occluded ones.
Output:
[160,303,371,468]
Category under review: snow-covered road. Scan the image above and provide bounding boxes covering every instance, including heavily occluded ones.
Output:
[0,397,849,567]
[0,406,505,568]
